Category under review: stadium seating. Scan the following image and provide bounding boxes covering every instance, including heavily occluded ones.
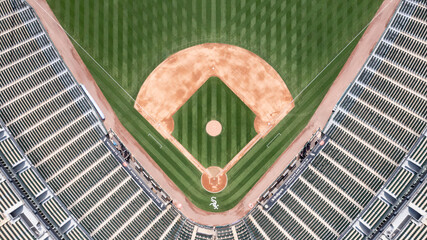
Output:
[177,219,196,239]
[360,198,390,228]
[235,220,253,239]
[390,178,427,239]
[0,0,180,239]
[19,167,46,197]
[0,167,54,239]
[411,137,427,166]
[0,178,20,214]
[0,138,23,166]
[0,0,425,239]
[341,228,364,240]
[412,183,427,213]
[216,226,235,240]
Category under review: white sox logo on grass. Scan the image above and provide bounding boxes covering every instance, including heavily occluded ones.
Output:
[210,197,219,210]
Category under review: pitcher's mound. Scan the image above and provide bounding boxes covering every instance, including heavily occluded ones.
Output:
[201,166,228,193]
[206,120,222,137]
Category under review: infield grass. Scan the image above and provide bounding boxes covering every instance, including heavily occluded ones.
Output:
[172,77,257,168]
[48,0,383,212]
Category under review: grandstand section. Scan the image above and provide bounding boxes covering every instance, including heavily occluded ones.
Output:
[372,129,427,239]
[0,151,59,239]
[1,120,91,239]
[0,0,178,239]
[0,0,426,239]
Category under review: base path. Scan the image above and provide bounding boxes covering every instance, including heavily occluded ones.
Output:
[29,0,399,225]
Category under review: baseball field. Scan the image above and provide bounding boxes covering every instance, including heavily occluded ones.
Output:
[47,0,384,212]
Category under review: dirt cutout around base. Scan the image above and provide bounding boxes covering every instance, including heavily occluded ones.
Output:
[201,166,228,193]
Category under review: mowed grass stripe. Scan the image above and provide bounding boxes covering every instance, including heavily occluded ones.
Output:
[204,84,210,166]
[190,86,197,159]
[49,0,382,211]
[206,81,212,167]
[210,80,216,167]
[220,83,227,167]
[197,87,203,166]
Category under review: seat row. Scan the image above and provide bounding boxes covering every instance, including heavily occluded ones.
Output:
[411,181,427,212]
[360,198,390,228]
[1,72,76,125]
[47,143,110,193]
[16,91,94,150]
[410,136,427,166]
[0,27,49,69]
[339,94,419,150]
[0,0,27,19]
[42,197,69,227]
[0,179,20,212]
[384,28,426,60]
[0,59,65,109]
[19,167,45,197]
[327,125,396,179]
[400,0,427,24]
[36,126,103,177]
[397,221,427,240]
[368,54,426,98]
[349,81,426,135]
[80,178,141,232]
[357,66,426,119]
[0,46,59,88]
[322,142,384,192]
[332,110,406,163]
[0,138,22,166]
[391,12,427,42]
[177,219,196,240]
[0,219,33,240]
[69,167,132,215]
[386,167,415,198]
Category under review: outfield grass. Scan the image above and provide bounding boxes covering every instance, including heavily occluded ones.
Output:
[47,0,383,212]
[172,77,257,168]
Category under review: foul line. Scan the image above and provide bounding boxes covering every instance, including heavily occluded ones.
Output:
[148,133,162,149]
[266,133,281,148]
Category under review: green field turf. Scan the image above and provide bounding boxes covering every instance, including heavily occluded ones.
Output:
[172,77,257,168]
[47,0,383,212]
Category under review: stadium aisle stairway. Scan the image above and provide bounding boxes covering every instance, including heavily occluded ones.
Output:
[0,0,181,239]
[0,0,426,239]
